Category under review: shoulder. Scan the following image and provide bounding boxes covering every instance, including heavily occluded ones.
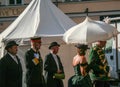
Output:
[73,55,80,66]
[1,53,10,60]
[26,48,32,53]
[25,48,34,55]
[45,53,52,59]
[44,53,53,63]
[0,54,9,64]
[45,53,51,57]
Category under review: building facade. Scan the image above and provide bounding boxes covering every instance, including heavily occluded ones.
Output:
[0,0,120,33]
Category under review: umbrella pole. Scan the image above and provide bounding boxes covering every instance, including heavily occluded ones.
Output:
[114,21,119,78]
[84,8,89,16]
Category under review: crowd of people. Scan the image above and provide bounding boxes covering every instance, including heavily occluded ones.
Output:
[0,37,110,87]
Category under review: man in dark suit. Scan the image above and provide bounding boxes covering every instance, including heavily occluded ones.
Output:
[44,42,65,87]
[25,37,45,87]
[0,40,23,87]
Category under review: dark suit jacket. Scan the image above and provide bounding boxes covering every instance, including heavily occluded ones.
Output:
[25,48,45,85]
[0,53,23,87]
[44,53,64,87]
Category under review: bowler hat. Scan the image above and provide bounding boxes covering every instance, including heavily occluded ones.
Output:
[49,42,60,49]
[5,41,18,50]
[75,44,89,50]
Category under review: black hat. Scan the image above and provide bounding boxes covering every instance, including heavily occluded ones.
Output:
[30,37,41,40]
[75,44,89,50]
[5,41,18,50]
[30,37,41,43]
[49,42,60,49]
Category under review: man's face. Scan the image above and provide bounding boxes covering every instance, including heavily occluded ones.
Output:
[8,45,18,55]
[51,46,59,54]
[32,40,42,51]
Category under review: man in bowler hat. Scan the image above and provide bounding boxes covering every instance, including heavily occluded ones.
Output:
[24,37,46,87]
[44,42,65,87]
[0,40,23,87]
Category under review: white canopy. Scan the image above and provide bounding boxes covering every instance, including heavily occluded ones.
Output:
[0,0,76,41]
[0,1,76,86]
[0,0,76,60]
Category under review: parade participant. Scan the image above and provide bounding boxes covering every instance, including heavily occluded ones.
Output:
[88,41,110,87]
[44,42,65,87]
[25,37,46,87]
[0,41,23,87]
[68,44,92,87]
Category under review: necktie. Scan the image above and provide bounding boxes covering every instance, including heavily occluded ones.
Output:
[16,56,21,65]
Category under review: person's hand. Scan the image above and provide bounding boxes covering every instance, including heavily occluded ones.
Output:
[32,58,39,65]
[57,70,62,74]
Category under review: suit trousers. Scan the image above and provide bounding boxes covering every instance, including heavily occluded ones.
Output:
[27,84,45,87]
[93,80,110,87]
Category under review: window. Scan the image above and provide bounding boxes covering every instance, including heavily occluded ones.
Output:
[9,0,22,5]
[65,0,81,2]
[65,0,112,2]
[9,0,15,4]
[17,0,22,4]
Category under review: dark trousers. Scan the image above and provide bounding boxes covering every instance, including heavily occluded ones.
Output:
[27,84,46,87]
[93,80,110,87]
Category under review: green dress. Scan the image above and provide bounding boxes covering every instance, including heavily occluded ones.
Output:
[88,46,110,81]
[68,64,92,87]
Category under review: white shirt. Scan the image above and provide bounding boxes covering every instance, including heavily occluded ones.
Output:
[52,53,60,70]
[8,53,18,64]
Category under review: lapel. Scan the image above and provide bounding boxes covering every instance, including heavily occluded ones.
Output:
[6,54,18,65]
[16,56,22,66]
[49,53,61,69]
[6,54,22,70]
[56,55,61,69]
[49,53,58,67]
[56,55,60,64]
[15,55,23,74]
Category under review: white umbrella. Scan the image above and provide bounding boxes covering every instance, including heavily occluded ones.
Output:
[63,17,118,44]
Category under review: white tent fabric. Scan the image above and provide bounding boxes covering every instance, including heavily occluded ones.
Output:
[0,0,76,41]
[0,0,76,87]
[0,0,76,57]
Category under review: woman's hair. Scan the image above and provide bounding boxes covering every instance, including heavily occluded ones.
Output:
[75,44,89,55]
[77,48,86,55]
